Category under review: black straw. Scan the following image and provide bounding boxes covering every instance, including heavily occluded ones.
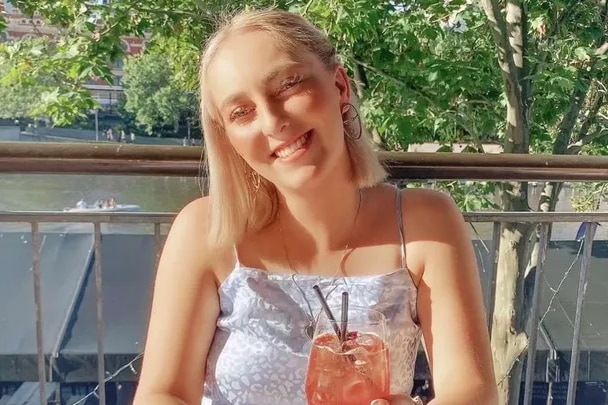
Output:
[312,285,342,338]
[340,292,349,343]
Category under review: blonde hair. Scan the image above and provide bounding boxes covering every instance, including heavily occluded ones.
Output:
[199,8,387,247]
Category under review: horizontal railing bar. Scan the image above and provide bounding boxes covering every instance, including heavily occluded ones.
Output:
[0,157,200,177]
[0,211,608,223]
[463,212,608,222]
[3,142,608,180]
[393,167,608,182]
[0,212,176,223]
[3,157,608,181]
[0,142,203,160]
[2,142,608,168]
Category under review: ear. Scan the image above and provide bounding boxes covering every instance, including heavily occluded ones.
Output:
[333,65,351,105]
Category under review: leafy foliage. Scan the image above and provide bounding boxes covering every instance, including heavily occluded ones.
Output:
[3,0,606,155]
[121,37,198,134]
[0,63,40,119]
[299,0,503,149]
[0,37,99,122]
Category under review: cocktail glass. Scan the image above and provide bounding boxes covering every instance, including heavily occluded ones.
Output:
[305,306,390,405]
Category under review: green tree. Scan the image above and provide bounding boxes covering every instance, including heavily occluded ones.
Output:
[122,39,198,135]
[0,65,40,119]
[0,37,91,121]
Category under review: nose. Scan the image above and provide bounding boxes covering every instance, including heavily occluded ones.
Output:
[258,102,289,137]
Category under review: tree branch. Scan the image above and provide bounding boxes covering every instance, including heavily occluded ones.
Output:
[518,1,531,112]
[347,56,488,140]
[481,0,527,150]
[596,42,608,56]
[527,0,578,87]
[552,71,593,155]
[304,0,315,15]
[552,3,608,155]
[575,89,605,140]
[83,2,211,21]
[567,128,608,155]
[480,0,522,99]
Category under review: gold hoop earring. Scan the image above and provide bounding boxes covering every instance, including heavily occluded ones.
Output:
[341,103,362,140]
[248,170,261,195]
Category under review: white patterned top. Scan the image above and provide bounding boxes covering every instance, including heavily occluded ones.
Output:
[202,189,422,404]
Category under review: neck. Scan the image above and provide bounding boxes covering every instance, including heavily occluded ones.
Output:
[276,179,362,253]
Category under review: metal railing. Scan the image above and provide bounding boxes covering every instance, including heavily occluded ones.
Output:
[1,142,608,405]
[0,212,174,405]
[2,141,608,180]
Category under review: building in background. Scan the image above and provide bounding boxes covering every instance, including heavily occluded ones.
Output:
[0,0,145,111]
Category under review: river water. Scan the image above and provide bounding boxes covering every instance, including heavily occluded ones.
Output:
[0,174,201,212]
[0,174,202,233]
[0,174,604,240]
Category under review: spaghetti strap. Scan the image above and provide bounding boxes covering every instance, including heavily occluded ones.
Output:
[394,185,407,269]
[233,245,241,268]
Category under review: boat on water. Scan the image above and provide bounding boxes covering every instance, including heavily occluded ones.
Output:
[63,198,142,213]
[64,204,142,213]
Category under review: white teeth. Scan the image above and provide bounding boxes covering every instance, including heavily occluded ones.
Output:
[275,133,309,158]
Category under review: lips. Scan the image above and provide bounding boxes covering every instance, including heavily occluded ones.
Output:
[273,131,311,159]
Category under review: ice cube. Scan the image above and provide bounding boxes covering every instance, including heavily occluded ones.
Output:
[355,333,378,348]
[344,346,367,357]
[322,338,343,354]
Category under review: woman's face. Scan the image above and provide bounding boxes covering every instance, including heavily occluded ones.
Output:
[207,30,352,193]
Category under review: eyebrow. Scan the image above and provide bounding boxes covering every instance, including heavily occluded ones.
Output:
[261,61,303,86]
[218,61,304,112]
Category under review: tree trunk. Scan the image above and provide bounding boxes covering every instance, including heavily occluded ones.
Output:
[481,1,534,402]
[493,172,534,404]
[492,225,529,404]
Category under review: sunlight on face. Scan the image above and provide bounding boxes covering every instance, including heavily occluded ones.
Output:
[207,30,352,192]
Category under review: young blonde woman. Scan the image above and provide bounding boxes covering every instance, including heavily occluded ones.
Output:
[133,8,497,405]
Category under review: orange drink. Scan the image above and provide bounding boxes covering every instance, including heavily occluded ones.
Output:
[305,307,390,405]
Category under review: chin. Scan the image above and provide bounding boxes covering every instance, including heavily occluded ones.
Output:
[275,166,339,195]
[270,146,351,194]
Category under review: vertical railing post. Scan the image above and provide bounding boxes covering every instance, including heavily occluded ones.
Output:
[487,222,501,337]
[523,222,551,405]
[31,222,47,404]
[94,222,106,405]
[565,222,597,405]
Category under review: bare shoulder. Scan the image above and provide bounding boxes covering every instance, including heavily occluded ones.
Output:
[397,187,469,280]
[171,196,211,239]
[165,196,217,264]
[399,187,464,231]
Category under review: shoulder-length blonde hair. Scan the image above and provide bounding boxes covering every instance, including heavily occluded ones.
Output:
[199,8,386,247]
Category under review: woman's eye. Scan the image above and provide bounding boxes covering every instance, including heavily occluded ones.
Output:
[230,107,251,121]
[279,75,304,92]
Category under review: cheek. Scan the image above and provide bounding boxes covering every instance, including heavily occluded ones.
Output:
[226,127,268,163]
[286,86,341,127]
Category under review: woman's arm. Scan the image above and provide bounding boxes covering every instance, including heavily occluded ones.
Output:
[134,198,220,405]
[403,189,497,405]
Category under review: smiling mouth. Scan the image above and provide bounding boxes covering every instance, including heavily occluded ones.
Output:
[273,131,312,159]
